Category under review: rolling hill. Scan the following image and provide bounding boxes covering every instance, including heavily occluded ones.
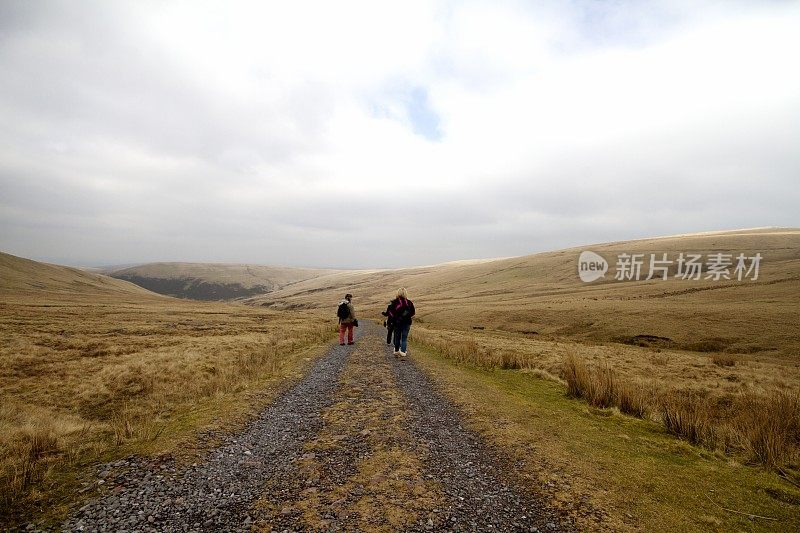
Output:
[243,227,800,359]
[0,252,157,297]
[107,263,341,301]
[2,232,799,531]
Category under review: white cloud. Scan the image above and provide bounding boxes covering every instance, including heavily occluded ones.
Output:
[0,0,798,267]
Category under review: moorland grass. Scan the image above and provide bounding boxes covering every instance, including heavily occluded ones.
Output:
[412,327,800,470]
[0,294,333,528]
[411,340,800,532]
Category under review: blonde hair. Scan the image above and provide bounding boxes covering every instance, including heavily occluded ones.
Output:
[397,287,408,299]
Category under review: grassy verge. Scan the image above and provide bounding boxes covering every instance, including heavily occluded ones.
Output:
[563,353,800,468]
[0,295,334,528]
[411,340,800,532]
[412,326,800,469]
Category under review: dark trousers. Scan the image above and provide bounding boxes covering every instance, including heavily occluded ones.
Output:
[386,322,394,344]
[393,323,411,352]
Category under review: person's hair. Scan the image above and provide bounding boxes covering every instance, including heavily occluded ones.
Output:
[345,293,353,300]
[397,287,407,299]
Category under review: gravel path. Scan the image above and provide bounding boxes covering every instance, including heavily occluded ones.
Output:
[390,334,570,532]
[62,330,359,532]
[61,323,568,532]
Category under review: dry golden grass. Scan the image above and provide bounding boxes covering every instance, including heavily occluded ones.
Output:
[582,356,800,469]
[410,325,800,397]
[659,389,800,468]
[414,325,800,469]
[0,292,332,527]
[711,352,738,367]
[562,353,650,417]
[411,343,800,532]
[246,228,800,362]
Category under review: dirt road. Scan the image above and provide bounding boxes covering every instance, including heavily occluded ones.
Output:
[64,323,567,532]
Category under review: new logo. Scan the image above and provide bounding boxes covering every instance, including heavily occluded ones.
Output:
[578,251,608,283]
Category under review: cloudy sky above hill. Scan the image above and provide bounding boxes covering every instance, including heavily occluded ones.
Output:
[1,0,798,268]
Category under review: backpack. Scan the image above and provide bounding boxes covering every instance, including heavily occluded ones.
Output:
[336,302,350,320]
[395,298,414,321]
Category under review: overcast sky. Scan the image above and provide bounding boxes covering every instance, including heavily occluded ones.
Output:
[1,1,798,269]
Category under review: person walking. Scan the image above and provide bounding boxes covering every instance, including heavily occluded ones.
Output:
[388,288,415,358]
[381,301,395,345]
[336,293,357,346]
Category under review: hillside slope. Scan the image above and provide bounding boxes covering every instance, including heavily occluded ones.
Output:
[0,252,156,297]
[245,227,800,358]
[109,263,341,301]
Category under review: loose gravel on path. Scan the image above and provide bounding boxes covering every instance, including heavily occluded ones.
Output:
[61,322,568,532]
[62,331,358,532]
[390,332,570,532]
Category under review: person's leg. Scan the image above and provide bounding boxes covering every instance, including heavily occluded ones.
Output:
[386,324,393,344]
[347,324,354,344]
[400,324,411,354]
[393,324,402,352]
[339,324,345,345]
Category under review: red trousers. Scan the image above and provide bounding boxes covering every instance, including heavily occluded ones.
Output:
[339,323,354,344]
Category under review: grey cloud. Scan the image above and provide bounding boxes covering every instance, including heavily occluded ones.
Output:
[1,1,798,269]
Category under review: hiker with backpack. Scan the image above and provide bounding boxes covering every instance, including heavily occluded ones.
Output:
[388,288,415,358]
[336,293,357,346]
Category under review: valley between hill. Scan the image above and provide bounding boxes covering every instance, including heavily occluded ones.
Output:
[2,228,799,531]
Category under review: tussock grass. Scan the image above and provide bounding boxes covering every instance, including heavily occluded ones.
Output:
[411,329,532,370]
[563,353,649,417]
[711,353,737,367]
[414,327,799,470]
[412,343,800,532]
[660,393,717,447]
[0,294,332,526]
[565,353,800,468]
[734,391,800,468]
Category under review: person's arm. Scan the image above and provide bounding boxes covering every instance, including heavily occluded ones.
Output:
[409,301,416,318]
[348,302,356,320]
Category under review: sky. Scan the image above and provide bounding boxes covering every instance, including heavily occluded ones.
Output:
[1,0,798,269]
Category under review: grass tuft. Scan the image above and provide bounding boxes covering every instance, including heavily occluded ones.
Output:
[733,391,800,468]
[562,351,800,469]
[660,392,715,447]
[711,353,737,367]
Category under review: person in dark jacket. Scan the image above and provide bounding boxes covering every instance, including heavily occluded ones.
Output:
[388,287,415,358]
[337,293,357,346]
[381,301,395,345]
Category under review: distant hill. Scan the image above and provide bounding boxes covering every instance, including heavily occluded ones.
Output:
[243,228,800,359]
[0,252,155,297]
[107,263,342,301]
